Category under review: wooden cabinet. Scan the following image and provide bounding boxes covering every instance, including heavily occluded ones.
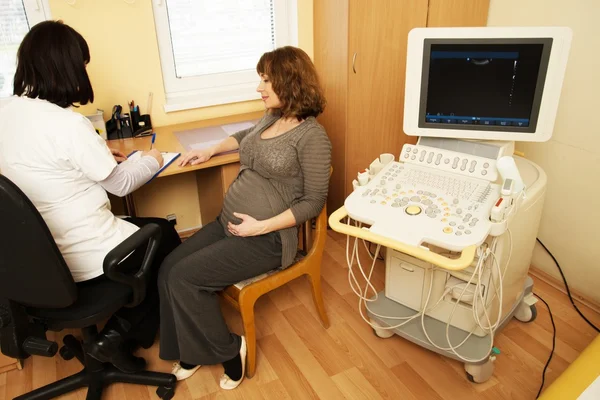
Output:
[314,0,490,214]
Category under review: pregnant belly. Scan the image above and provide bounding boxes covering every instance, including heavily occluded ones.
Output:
[221,170,284,225]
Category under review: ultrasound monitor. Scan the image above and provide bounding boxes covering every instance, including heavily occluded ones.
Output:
[404,27,572,142]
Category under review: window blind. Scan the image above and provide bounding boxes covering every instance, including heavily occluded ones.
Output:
[165,0,276,78]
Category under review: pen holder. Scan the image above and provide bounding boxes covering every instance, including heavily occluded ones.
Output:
[119,114,133,138]
[132,114,153,137]
[141,114,152,129]
[130,108,141,131]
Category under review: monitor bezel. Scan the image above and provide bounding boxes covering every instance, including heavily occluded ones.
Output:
[403,27,572,142]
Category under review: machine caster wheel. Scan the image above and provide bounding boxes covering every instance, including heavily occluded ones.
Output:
[59,346,75,361]
[370,320,394,339]
[156,386,175,400]
[514,303,537,323]
[464,358,495,383]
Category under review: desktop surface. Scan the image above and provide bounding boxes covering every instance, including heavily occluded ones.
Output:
[106,111,263,177]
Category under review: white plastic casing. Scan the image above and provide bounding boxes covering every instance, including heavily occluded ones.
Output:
[404,26,572,142]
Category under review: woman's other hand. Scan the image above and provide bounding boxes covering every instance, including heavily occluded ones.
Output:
[110,148,127,163]
[227,212,267,237]
[179,148,214,167]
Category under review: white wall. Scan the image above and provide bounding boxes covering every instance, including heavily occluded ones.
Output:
[488,0,600,304]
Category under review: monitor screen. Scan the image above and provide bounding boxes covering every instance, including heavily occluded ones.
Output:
[403,27,572,142]
[420,39,552,133]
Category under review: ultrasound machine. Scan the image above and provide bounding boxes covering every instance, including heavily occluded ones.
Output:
[328,26,572,382]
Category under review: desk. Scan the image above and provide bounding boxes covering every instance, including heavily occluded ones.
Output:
[107,111,263,234]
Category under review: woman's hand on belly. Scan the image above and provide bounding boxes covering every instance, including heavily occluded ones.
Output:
[227,212,267,237]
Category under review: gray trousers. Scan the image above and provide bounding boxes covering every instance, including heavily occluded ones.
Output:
[157,219,282,365]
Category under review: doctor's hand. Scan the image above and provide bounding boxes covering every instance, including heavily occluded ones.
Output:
[179,148,214,167]
[141,149,164,167]
[227,212,267,237]
[110,148,128,163]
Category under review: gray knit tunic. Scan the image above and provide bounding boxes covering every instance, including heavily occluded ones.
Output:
[218,113,332,269]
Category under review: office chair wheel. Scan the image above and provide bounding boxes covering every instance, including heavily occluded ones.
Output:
[59,345,75,361]
[370,320,394,339]
[514,302,537,323]
[156,385,175,400]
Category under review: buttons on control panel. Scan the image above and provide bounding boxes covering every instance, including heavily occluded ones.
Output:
[469,160,477,173]
[452,157,459,169]
[400,144,496,181]
[405,205,422,216]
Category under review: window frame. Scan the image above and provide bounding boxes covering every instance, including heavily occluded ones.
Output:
[151,0,298,112]
[0,0,52,101]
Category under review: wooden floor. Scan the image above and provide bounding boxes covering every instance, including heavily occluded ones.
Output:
[2,230,599,400]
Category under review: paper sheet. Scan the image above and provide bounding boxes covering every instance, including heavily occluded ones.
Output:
[221,121,255,135]
[174,119,258,151]
[189,139,223,151]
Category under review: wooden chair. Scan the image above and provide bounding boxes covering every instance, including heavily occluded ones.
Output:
[219,203,330,378]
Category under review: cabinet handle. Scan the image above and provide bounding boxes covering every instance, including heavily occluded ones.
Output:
[352,52,357,74]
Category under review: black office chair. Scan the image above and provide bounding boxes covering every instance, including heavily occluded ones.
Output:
[0,174,176,400]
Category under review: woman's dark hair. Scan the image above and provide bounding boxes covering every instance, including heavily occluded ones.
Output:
[256,46,326,120]
[13,20,93,108]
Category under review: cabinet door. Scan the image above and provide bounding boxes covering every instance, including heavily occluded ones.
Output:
[346,0,427,195]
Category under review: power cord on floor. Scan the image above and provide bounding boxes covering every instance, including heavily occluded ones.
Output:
[534,293,555,399]
[536,238,600,332]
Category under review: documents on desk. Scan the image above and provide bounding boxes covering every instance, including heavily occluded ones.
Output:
[126,150,180,182]
[174,120,257,151]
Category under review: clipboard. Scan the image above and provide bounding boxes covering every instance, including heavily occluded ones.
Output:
[126,150,181,182]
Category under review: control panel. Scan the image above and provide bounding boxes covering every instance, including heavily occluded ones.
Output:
[345,161,500,252]
[401,144,498,182]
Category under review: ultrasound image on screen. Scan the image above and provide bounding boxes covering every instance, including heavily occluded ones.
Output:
[424,43,544,128]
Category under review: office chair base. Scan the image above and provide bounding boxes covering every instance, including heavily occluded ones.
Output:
[14,334,176,400]
[14,365,176,400]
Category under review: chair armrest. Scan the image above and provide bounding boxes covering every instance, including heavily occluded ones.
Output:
[103,223,162,307]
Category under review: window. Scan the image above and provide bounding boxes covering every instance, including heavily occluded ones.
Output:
[152,0,298,112]
[0,0,51,99]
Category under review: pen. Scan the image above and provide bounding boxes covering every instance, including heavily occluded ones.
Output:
[150,133,156,150]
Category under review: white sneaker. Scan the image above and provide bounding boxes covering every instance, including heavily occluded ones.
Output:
[171,362,201,381]
[220,336,247,390]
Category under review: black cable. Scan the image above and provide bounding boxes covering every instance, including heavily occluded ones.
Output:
[534,293,555,399]
[536,238,600,333]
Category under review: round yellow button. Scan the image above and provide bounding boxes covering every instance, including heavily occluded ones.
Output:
[405,205,422,216]
[443,227,453,234]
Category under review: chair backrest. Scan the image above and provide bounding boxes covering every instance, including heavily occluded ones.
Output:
[0,175,77,308]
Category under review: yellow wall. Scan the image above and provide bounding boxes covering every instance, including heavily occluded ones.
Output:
[488,0,600,304]
[48,0,314,127]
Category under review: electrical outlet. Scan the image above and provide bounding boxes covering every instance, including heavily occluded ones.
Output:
[166,214,177,225]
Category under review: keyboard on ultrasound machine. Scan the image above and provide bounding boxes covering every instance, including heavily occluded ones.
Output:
[344,152,500,252]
